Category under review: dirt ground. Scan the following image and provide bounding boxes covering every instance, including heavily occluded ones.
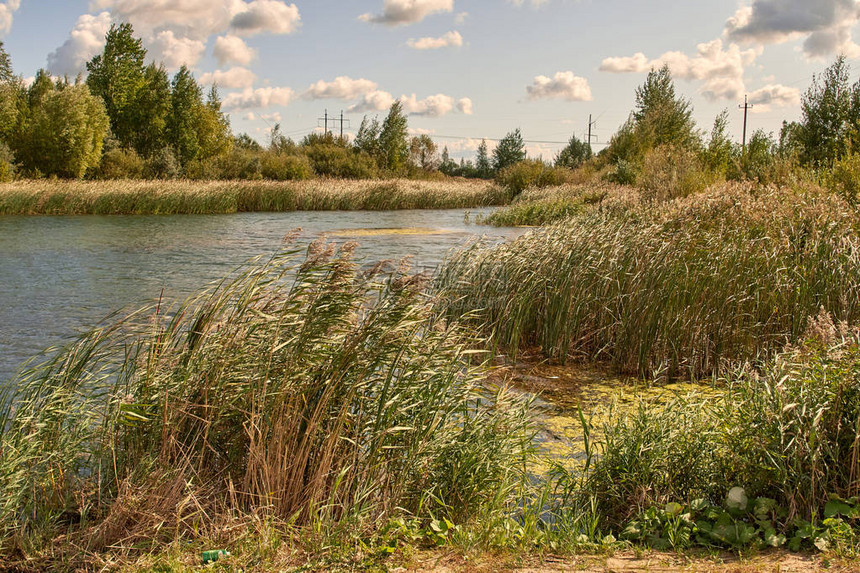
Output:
[392,550,858,573]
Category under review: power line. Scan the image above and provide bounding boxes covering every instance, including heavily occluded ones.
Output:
[739,95,754,154]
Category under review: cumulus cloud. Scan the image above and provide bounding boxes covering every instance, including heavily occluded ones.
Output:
[359,0,453,26]
[526,71,593,101]
[725,0,860,59]
[213,35,257,66]
[231,0,301,36]
[56,0,300,74]
[600,39,759,101]
[148,30,206,69]
[47,12,113,77]
[223,86,294,109]
[407,30,463,50]
[348,90,396,113]
[508,0,552,7]
[457,97,473,114]
[303,76,379,100]
[199,66,257,88]
[454,11,468,24]
[0,0,20,36]
[348,91,471,117]
[748,83,802,111]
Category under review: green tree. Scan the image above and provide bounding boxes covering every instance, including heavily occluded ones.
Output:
[475,139,491,177]
[86,23,147,149]
[633,64,697,150]
[702,109,734,174]
[409,134,439,171]
[354,115,381,159]
[797,55,860,167]
[166,65,203,166]
[378,101,409,173]
[493,128,526,172]
[195,85,232,160]
[0,41,14,84]
[129,63,171,157]
[19,83,109,178]
[555,134,592,169]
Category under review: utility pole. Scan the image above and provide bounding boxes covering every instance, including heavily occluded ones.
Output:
[587,114,598,151]
[739,95,754,154]
[317,109,329,135]
[319,110,349,140]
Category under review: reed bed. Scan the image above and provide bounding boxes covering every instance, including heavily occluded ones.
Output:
[481,182,638,227]
[439,183,860,378]
[0,243,530,565]
[0,178,511,215]
[577,321,860,530]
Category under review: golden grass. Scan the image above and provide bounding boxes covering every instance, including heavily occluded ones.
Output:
[0,178,511,215]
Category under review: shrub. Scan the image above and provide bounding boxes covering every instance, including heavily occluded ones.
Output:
[825,151,860,204]
[0,141,14,182]
[305,145,378,179]
[96,148,144,179]
[638,145,711,202]
[143,147,180,179]
[496,159,569,196]
[260,152,313,181]
[217,148,262,180]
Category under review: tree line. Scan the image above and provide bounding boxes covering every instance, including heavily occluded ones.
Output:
[0,20,857,190]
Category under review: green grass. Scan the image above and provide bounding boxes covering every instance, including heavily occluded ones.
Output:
[0,178,512,215]
[440,183,860,378]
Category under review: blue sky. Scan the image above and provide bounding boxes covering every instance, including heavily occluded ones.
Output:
[0,0,856,159]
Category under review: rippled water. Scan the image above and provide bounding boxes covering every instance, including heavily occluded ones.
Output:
[0,208,521,382]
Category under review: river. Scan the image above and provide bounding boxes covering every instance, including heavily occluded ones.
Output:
[0,207,523,382]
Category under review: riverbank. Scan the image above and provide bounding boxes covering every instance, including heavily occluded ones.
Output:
[0,178,510,215]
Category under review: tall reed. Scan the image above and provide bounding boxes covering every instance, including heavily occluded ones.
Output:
[0,244,530,555]
[0,178,511,215]
[439,183,860,378]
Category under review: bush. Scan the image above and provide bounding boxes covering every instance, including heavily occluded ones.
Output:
[143,147,180,179]
[638,145,711,202]
[0,141,14,182]
[260,152,313,181]
[496,159,569,196]
[304,145,378,179]
[217,148,262,180]
[604,159,639,185]
[95,148,144,179]
[825,152,860,204]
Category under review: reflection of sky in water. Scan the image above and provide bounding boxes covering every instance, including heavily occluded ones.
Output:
[0,208,525,382]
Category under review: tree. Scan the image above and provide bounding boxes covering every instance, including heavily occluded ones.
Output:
[196,85,232,160]
[354,115,381,158]
[797,55,860,167]
[0,41,14,84]
[633,64,697,150]
[555,134,592,169]
[167,65,203,166]
[378,101,409,173]
[493,128,526,172]
[475,139,491,177]
[409,134,439,171]
[702,109,733,174]
[86,23,147,149]
[19,83,109,177]
[129,63,171,157]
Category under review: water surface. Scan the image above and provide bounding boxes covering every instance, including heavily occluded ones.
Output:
[0,208,520,382]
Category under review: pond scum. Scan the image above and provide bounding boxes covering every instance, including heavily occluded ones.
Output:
[3,181,860,569]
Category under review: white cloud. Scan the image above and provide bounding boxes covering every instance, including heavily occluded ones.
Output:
[223,86,294,109]
[47,12,112,77]
[408,127,434,135]
[348,91,471,117]
[0,0,20,36]
[508,0,552,6]
[303,76,379,100]
[148,30,206,69]
[457,97,473,115]
[230,0,301,36]
[407,30,463,50]
[243,112,256,120]
[748,83,801,112]
[199,66,257,88]
[213,35,257,66]
[526,71,593,102]
[69,0,299,73]
[454,11,468,25]
[359,0,453,26]
[725,0,860,59]
[348,90,397,113]
[600,39,760,102]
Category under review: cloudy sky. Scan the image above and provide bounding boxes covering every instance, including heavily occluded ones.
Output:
[1,0,858,158]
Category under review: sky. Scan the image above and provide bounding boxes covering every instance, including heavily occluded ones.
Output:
[0,0,858,160]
